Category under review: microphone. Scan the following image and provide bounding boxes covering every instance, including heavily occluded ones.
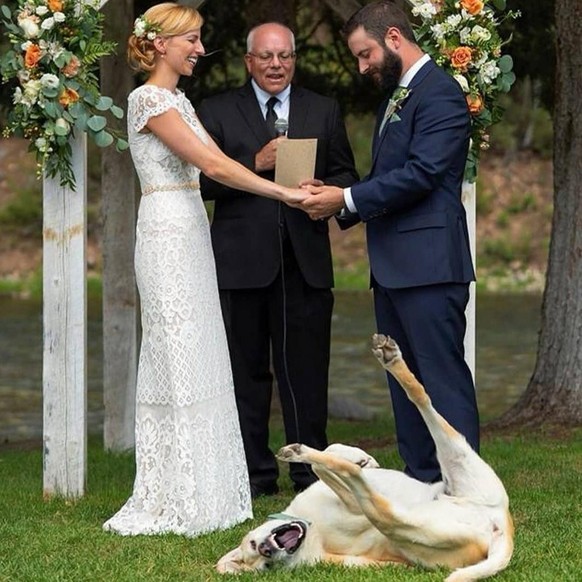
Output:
[274,118,288,137]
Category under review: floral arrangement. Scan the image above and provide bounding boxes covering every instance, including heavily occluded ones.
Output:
[0,0,128,190]
[133,15,162,40]
[407,0,520,182]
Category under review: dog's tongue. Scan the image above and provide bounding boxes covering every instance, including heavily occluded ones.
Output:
[276,528,301,550]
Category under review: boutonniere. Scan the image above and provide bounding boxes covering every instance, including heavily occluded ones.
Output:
[380,87,411,131]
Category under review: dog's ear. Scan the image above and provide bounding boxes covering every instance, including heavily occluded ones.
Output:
[216,547,246,574]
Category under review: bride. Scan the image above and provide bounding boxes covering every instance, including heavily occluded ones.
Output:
[103,2,308,537]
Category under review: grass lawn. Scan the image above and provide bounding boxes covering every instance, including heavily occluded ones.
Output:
[1,417,581,581]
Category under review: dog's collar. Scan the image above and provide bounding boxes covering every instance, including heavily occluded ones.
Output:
[267,512,311,526]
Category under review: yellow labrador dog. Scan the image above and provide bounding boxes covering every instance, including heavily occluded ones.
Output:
[217,334,514,581]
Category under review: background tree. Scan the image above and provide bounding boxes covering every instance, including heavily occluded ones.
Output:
[492,0,582,427]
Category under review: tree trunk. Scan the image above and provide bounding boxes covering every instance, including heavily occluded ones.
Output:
[320,0,362,21]
[493,0,582,427]
[101,0,138,451]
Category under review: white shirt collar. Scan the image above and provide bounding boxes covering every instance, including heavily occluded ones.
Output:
[251,79,291,116]
[399,53,431,89]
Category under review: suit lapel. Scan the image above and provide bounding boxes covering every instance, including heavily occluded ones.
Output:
[371,60,436,167]
[236,81,272,145]
[288,85,308,138]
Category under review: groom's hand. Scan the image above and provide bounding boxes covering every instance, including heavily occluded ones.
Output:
[301,185,344,220]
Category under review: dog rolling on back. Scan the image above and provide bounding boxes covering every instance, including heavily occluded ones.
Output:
[217,334,513,581]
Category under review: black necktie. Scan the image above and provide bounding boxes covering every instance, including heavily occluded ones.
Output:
[265,96,279,138]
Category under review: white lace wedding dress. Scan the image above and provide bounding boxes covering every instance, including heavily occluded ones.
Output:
[103,85,252,536]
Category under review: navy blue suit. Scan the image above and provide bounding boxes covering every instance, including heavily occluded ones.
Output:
[343,59,479,482]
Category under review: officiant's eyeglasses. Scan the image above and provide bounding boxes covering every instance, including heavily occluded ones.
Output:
[247,51,296,64]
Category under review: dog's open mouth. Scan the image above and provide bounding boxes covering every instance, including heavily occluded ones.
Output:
[267,521,307,555]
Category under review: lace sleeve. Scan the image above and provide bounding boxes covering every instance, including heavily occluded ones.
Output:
[128,85,178,133]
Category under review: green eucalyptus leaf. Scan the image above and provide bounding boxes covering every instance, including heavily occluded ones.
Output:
[75,113,89,132]
[116,138,129,152]
[503,71,516,88]
[87,115,107,132]
[44,101,59,119]
[94,130,114,148]
[54,53,68,68]
[96,96,113,111]
[492,0,507,11]
[42,86,59,99]
[111,105,124,119]
[498,55,514,73]
[1,5,11,19]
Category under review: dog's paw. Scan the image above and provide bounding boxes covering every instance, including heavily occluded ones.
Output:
[277,443,308,463]
[324,444,380,468]
[372,334,401,369]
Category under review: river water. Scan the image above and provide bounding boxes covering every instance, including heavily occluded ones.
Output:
[0,291,541,443]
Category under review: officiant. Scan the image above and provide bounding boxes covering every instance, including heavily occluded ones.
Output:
[197,21,358,499]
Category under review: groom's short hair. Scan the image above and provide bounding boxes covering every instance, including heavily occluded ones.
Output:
[343,1,417,45]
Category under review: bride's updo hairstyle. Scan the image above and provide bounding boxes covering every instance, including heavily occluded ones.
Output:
[127,2,204,73]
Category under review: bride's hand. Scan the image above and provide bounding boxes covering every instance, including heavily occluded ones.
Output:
[282,187,310,208]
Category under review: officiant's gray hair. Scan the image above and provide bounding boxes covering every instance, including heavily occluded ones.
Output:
[246,23,296,53]
[343,1,416,45]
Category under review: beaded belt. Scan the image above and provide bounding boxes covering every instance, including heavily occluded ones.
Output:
[142,181,200,196]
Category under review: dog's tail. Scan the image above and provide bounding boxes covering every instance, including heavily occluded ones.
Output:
[445,517,514,582]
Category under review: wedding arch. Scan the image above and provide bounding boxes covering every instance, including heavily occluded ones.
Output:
[0,0,515,499]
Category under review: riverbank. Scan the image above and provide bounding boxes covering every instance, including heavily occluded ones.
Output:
[0,139,552,294]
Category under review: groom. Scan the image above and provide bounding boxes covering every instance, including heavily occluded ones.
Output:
[303,1,480,483]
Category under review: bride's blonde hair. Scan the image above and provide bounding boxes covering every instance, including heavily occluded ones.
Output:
[127,2,204,73]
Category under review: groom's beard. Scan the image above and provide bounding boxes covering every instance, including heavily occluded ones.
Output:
[369,47,403,96]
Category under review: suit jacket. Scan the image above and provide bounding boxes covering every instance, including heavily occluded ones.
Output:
[197,82,358,290]
[343,60,476,289]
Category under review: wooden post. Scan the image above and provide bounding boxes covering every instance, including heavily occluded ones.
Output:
[462,181,476,380]
[42,133,87,499]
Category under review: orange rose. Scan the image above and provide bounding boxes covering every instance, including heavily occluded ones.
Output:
[450,46,472,72]
[59,87,80,107]
[24,44,42,68]
[460,0,484,15]
[466,94,484,115]
[61,55,81,78]
[47,0,63,11]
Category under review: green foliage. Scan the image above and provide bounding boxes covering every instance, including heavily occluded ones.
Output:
[0,424,581,581]
[0,0,129,190]
[480,231,534,266]
[0,184,42,230]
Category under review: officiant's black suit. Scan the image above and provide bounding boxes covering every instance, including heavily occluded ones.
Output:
[197,81,358,494]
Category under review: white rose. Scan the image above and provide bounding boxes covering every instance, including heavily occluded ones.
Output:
[36,6,49,16]
[471,25,492,42]
[22,79,42,106]
[41,17,55,31]
[53,12,66,23]
[453,74,470,93]
[19,18,40,39]
[40,73,60,89]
